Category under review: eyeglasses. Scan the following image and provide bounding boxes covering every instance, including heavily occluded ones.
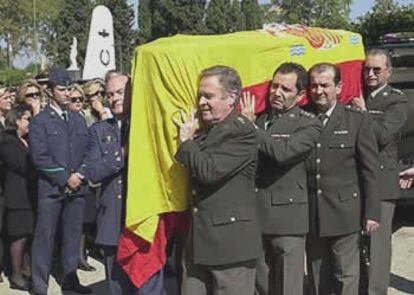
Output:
[86,90,105,100]
[363,66,387,75]
[25,92,41,99]
[71,96,84,103]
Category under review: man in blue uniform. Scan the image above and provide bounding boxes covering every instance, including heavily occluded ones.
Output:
[80,73,164,295]
[29,68,91,295]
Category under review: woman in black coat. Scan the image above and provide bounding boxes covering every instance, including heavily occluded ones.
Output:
[0,104,36,290]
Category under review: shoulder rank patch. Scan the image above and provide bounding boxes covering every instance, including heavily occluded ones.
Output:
[299,109,315,118]
[237,116,246,124]
[334,130,349,135]
[368,110,384,115]
[391,88,404,95]
[345,105,363,112]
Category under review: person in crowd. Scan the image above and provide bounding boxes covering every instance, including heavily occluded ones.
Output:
[67,84,97,272]
[8,86,17,106]
[83,78,111,126]
[0,85,13,283]
[305,63,380,295]
[0,104,37,291]
[16,79,47,116]
[174,65,261,295]
[29,67,91,295]
[241,63,322,295]
[80,73,159,295]
[351,49,408,295]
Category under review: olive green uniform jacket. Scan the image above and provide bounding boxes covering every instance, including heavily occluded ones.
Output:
[255,106,322,235]
[365,84,407,200]
[306,103,380,236]
[175,110,261,265]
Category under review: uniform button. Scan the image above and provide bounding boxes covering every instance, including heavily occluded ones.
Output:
[114,151,119,156]
[117,194,122,199]
[104,151,108,155]
[118,179,123,184]
[316,158,321,164]
[193,207,198,213]
[340,143,345,148]
[379,165,384,170]
[255,188,259,192]
[191,189,196,196]
[289,198,293,203]
[316,174,321,180]
[317,189,323,195]
[353,192,358,198]
[116,157,121,161]
[316,143,322,148]
[230,217,236,222]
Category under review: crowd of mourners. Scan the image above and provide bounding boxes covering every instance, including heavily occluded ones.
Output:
[0,48,412,295]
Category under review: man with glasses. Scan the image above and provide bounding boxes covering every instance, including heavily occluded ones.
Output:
[0,85,13,283]
[29,68,91,295]
[351,49,408,295]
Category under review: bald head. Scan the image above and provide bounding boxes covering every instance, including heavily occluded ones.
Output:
[106,74,129,118]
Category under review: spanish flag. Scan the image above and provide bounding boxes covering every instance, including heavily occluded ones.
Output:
[117,25,365,287]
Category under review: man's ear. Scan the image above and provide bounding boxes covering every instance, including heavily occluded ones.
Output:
[227,92,237,106]
[336,81,343,96]
[295,89,306,103]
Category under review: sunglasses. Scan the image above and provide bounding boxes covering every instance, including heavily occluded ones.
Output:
[71,96,84,103]
[86,90,105,99]
[25,92,41,99]
[363,66,387,75]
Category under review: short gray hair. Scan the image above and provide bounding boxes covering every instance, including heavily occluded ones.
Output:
[366,49,392,68]
[200,65,242,105]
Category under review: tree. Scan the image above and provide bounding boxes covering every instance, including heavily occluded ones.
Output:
[205,0,229,34]
[150,0,207,40]
[137,0,152,44]
[99,0,137,73]
[49,0,91,67]
[262,0,352,29]
[241,0,262,30]
[355,3,414,45]
[227,0,246,33]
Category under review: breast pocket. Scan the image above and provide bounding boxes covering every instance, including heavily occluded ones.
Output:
[328,136,354,149]
[211,207,253,226]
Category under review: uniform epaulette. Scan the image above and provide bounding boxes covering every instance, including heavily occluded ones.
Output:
[390,88,404,95]
[236,115,247,125]
[299,109,315,118]
[345,104,364,113]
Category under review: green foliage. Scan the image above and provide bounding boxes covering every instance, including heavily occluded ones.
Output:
[355,3,414,45]
[205,0,229,34]
[98,0,137,73]
[137,0,152,44]
[241,0,263,30]
[150,0,207,39]
[265,0,352,29]
[228,0,246,32]
[49,0,91,68]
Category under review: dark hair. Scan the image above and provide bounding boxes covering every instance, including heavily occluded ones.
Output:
[5,104,32,131]
[366,49,392,68]
[273,62,308,92]
[309,63,341,85]
[200,65,242,105]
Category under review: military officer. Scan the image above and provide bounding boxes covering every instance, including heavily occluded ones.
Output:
[351,49,408,295]
[29,68,91,295]
[174,65,261,295]
[305,63,380,295]
[241,63,322,295]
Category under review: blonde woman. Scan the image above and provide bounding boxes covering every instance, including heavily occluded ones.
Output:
[16,79,47,116]
[68,84,86,113]
[83,79,111,126]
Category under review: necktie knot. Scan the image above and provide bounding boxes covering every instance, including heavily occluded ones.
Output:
[62,111,68,122]
[318,114,328,125]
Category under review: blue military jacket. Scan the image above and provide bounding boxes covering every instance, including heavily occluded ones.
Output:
[80,118,124,246]
[29,105,90,198]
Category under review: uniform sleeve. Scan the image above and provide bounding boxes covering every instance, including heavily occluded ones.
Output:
[357,114,381,222]
[256,118,322,165]
[80,125,124,183]
[175,126,256,185]
[371,94,407,148]
[29,117,69,187]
